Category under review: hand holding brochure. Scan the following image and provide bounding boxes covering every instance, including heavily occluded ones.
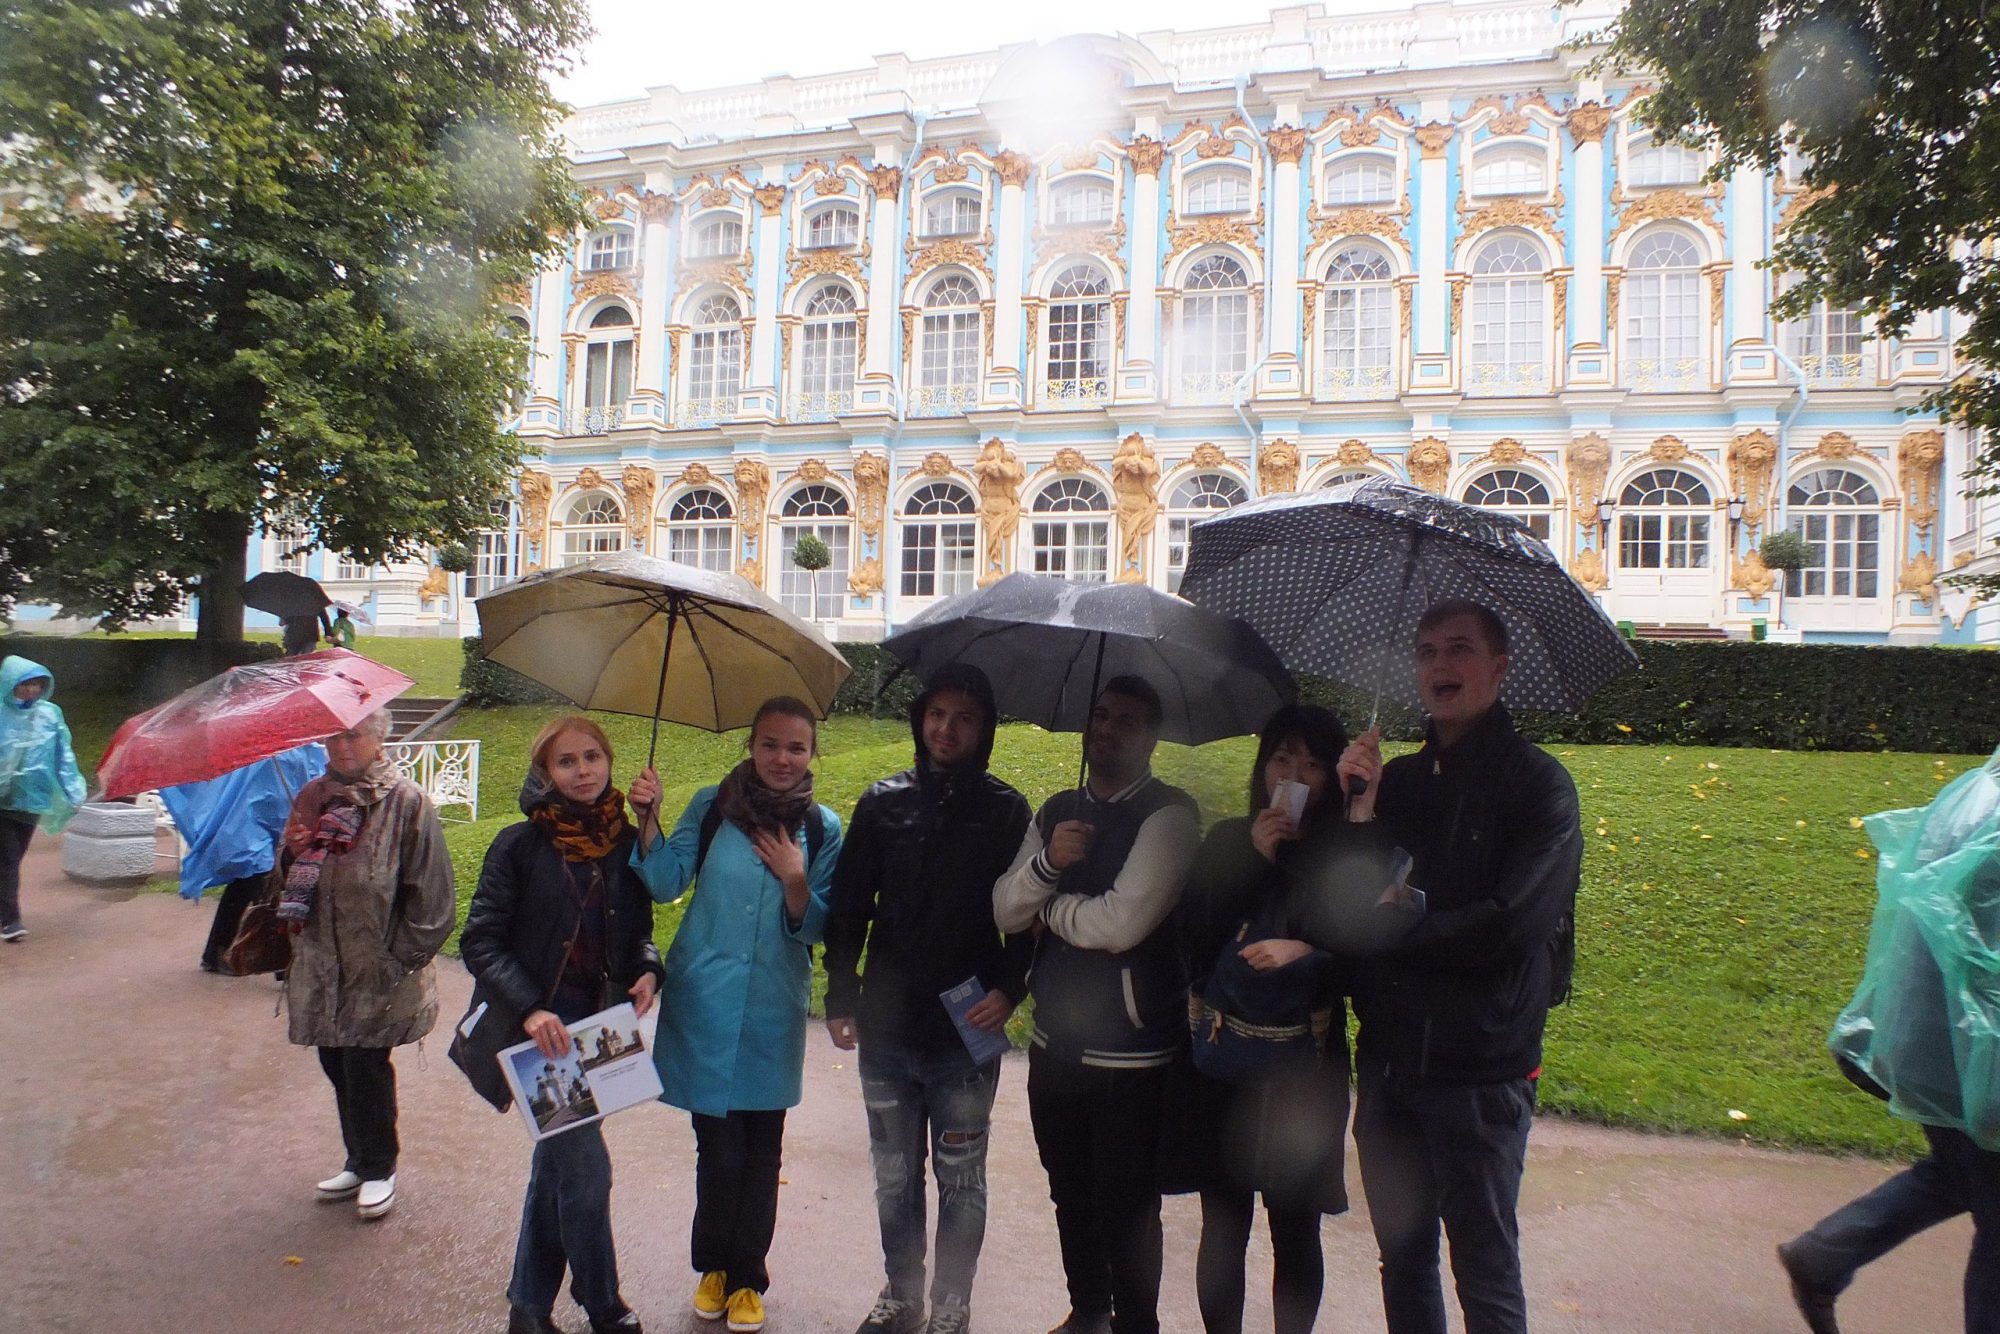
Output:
[497,1001,662,1142]
[940,977,1012,1065]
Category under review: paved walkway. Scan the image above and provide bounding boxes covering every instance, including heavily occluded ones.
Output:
[0,831,1973,1333]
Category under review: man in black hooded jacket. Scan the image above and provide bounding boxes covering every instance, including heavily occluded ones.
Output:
[823,664,1034,1334]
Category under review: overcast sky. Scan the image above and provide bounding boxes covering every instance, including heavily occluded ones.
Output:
[553,0,1302,105]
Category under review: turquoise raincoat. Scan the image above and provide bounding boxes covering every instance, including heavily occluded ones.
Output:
[0,656,87,833]
[633,784,841,1117]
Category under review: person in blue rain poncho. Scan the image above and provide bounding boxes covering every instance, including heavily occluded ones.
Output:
[0,655,88,942]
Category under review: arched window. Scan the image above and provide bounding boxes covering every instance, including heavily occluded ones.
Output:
[1050,178,1114,226]
[1186,164,1253,216]
[1470,147,1547,197]
[1320,469,1378,489]
[1044,264,1112,403]
[804,202,860,250]
[1178,254,1251,401]
[471,497,519,597]
[1165,473,1247,591]
[684,294,742,426]
[663,488,735,573]
[585,225,633,271]
[1626,130,1703,188]
[266,520,312,576]
[920,190,981,239]
[778,484,850,619]
[1030,477,1111,582]
[1320,246,1396,400]
[1322,155,1395,206]
[900,482,978,598]
[561,492,625,565]
[1786,296,1867,387]
[1624,231,1704,391]
[796,283,858,420]
[915,273,981,415]
[1786,467,1882,600]
[689,213,743,259]
[580,304,634,432]
[1461,468,1555,541]
[1467,236,1547,394]
[1617,468,1711,571]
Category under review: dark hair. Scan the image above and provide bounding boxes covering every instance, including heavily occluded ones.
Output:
[1247,704,1349,824]
[1416,599,1509,656]
[1097,674,1164,729]
[749,695,820,754]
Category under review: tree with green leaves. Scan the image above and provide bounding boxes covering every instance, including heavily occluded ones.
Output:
[0,0,590,639]
[1606,0,2000,592]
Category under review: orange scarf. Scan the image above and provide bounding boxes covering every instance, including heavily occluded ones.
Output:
[529,786,631,863]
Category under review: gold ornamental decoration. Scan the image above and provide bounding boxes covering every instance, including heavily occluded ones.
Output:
[1338,119,1384,148]
[920,452,957,478]
[1195,130,1238,160]
[518,469,554,542]
[1608,185,1722,245]
[569,271,638,315]
[1708,267,1727,330]
[1398,282,1413,344]
[638,190,675,223]
[1415,123,1454,159]
[699,187,733,209]
[849,557,884,597]
[1125,136,1165,175]
[734,459,772,530]
[1338,439,1378,468]
[419,565,451,602]
[1900,429,1946,536]
[497,279,531,307]
[1407,437,1452,493]
[1571,546,1608,592]
[1189,442,1228,469]
[1567,102,1611,145]
[1259,439,1301,494]
[1815,430,1860,460]
[1457,195,1565,249]
[1605,274,1622,338]
[1031,218,1127,272]
[621,465,657,539]
[867,165,902,196]
[754,184,786,216]
[907,238,992,283]
[575,466,609,492]
[1308,206,1410,255]
[792,458,831,484]
[738,556,763,587]
[589,192,629,221]
[1051,448,1090,474]
[1487,438,1528,465]
[1448,276,1467,336]
[1111,434,1163,583]
[1900,550,1939,603]
[933,161,971,184]
[993,151,1031,188]
[786,244,866,290]
[1300,285,1316,350]
[1567,433,1613,515]
[1164,210,1264,265]
[676,258,752,301]
[1062,146,1102,172]
[1266,126,1307,165]
[679,462,714,486]
[1648,435,1690,463]
[973,439,1026,585]
[853,452,888,542]
[1727,430,1778,532]
[1552,272,1569,336]
[1733,546,1776,600]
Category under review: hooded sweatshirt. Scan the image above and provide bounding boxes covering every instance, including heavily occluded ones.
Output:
[0,656,87,832]
[822,664,1034,1053]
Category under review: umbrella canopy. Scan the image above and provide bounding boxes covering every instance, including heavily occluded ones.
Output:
[1178,477,1637,714]
[241,570,330,617]
[881,572,1294,747]
[97,649,413,799]
[473,553,852,739]
[329,600,372,624]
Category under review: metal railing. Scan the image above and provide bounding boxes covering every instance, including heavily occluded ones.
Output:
[1177,370,1247,404]
[1314,366,1396,400]
[563,406,626,435]
[1623,357,1705,393]
[908,384,979,418]
[1463,361,1551,396]
[1792,354,1869,388]
[384,740,480,822]
[676,397,737,429]
[1041,376,1111,406]
[788,390,854,422]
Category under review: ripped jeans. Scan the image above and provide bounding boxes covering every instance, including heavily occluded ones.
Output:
[857,1036,1003,1308]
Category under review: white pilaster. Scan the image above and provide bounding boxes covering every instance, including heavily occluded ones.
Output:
[1122,135,1164,401]
[521,264,566,436]
[1566,99,1611,386]
[742,181,786,420]
[1410,108,1455,392]
[988,150,1030,406]
[1731,165,1768,346]
[1258,126,1306,397]
[630,197,674,424]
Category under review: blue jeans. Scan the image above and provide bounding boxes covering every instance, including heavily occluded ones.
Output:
[1353,1058,1537,1334]
[1785,1123,1999,1333]
[508,1121,623,1321]
[858,1037,1002,1307]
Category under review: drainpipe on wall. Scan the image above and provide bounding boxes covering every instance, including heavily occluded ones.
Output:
[880,112,929,638]
[1768,345,1810,537]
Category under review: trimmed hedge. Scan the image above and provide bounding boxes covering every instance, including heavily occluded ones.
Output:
[459,635,572,708]
[0,635,279,707]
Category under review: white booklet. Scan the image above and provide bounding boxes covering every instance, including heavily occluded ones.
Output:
[497,1001,663,1142]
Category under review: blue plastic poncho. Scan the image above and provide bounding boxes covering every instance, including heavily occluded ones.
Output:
[1830,746,2000,1150]
[0,656,88,833]
[157,743,327,900]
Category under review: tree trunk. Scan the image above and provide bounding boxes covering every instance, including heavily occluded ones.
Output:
[195,513,250,644]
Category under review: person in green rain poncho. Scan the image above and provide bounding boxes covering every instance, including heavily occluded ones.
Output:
[0,656,88,942]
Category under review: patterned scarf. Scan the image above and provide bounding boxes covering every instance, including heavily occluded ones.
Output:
[714,757,815,840]
[528,783,632,863]
[278,799,365,925]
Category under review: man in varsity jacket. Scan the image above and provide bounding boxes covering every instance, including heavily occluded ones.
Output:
[993,675,1203,1334]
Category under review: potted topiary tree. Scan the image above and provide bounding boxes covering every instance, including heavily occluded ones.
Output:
[790,533,832,621]
[1758,529,1813,639]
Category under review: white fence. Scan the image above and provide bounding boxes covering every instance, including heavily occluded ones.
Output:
[385,739,480,822]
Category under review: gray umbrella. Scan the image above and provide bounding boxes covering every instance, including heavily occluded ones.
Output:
[883,572,1294,787]
[241,571,330,618]
[1178,477,1638,719]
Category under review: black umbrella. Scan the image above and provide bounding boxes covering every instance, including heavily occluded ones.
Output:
[241,571,330,618]
[1178,477,1637,724]
[882,572,1295,789]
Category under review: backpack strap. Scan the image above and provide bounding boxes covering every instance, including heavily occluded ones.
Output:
[695,800,828,877]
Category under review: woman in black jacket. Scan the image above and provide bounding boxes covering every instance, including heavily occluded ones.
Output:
[1176,704,1397,1334]
[462,715,662,1334]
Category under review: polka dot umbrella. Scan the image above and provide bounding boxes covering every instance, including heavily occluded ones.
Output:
[1178,476,1638,722]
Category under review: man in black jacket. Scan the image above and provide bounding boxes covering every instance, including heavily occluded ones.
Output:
[824,664,1034,1334]
[1341,600,1582,1334]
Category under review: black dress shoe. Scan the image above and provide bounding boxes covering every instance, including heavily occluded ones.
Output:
[1775,1241,1841,1334]
[508,1306,563,1334]
[589,1307,642,1334]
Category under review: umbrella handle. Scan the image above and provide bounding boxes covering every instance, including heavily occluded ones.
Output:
[647,600,681,770]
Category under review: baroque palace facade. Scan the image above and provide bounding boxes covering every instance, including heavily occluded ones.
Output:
[117,2,2000,642]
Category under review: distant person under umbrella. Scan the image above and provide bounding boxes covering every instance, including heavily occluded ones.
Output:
[282,612,330,657]
[0,656,87,943]
[327,607,358,650]
[280,708,455,1222]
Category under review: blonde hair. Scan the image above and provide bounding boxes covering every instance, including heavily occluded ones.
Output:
[531,715,615,774]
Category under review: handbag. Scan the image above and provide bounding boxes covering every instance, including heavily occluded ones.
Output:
[450,868,584,1114]
[221,869,291,976]
[1188,920,1330,1086]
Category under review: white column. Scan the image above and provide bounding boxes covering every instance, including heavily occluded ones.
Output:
[742,181,786,420]
[864,165,901,381]
[989,150,1030,405]
[1416,122,1451,356]
[1124,137,1164,399]
[521,264,566,437]
[1731,164,1768,346]
[1267,128,1305,362]
[630,197,673,424]
[1572,111,1607,347]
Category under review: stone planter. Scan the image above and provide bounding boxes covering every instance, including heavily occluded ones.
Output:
[61,802,160,885]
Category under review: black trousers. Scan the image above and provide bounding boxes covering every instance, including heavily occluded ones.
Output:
[0,816,34,928]
[1195,1190,1324,1334]
[200,875,265,969]
[690,1109,787,1294]
[316,1046,399,1180]
[1027,1047,1169,1334]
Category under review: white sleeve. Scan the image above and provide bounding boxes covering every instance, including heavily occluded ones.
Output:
[992,819,1058,933]
[1038,804,1202,953]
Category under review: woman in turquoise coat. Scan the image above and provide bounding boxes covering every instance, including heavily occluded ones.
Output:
[628,695,841,1334]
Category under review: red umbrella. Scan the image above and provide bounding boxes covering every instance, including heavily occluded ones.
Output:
[96,648,415,798]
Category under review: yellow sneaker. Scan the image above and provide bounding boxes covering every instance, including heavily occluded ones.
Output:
[693,1271,728,1322]
[725,1287,766,1333]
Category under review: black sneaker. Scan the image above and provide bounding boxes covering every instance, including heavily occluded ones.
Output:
[927,1299,970,1334]
[1,922,26,943]
[856,1287,925,1334]
[507,1306,563,1334]
[1046,1314,1112,1334]
[1775,1241,1841,1334]
[589,1306,643,1334]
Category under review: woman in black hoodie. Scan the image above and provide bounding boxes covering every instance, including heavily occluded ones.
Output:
[461,715,662,1334]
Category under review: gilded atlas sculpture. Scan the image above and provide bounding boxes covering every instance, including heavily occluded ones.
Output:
[849,452,888,597]
[734,458,772,586]
[1111,435,1162,584]
[972,439,1025,586]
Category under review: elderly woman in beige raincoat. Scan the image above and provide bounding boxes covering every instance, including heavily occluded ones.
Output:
[280,708,456,1221]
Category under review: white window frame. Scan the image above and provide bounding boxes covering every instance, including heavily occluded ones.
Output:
[777,484,851,620]
[688,213,744,260]
[1043,263,1112,403]
[1470,146,1549,199]
[582,305,636,428]
[1623,230,1705,392]
[914,273,982,415]
[684,294,743,426]
[1164,472,1247,592]
[1624,129,1705,189]
[1785,297,1868,387]
[919,190,982,239]
[1617,469,1712,571]
[663,488,736,573]
[1786,468,1883,600]
[899,482,978,599]
[1321,153,1396,207]
[1184,164,1253,217]
[1029,477,1111,583]
[1466,235,1548,395]
[1177,254,1252,401]
[795,283,858,420]
[560,492,626,565]
[803,202,860,250]
[584,226,634,271]
[1319,245,1396,400]
[1460,468,1555,543]
[1049,177,1115,226]
[470,498,519,598]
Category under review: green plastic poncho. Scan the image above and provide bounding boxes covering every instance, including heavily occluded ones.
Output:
[0,655,88,833]
[1830,746,2000,1150]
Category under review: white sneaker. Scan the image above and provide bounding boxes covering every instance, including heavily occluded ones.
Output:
[1,923,25,942]
[356,1174,396,1219]
[316,1170,362,1200]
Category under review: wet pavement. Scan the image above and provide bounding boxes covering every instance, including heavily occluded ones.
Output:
[0,830,1973,1333]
